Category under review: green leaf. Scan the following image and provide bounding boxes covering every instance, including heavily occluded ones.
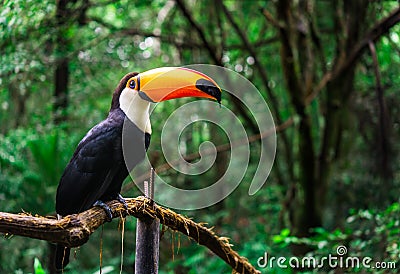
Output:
[280,228,290,237]
[34,257,45,274]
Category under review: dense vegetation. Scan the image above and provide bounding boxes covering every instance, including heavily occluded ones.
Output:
[1,0,399,273]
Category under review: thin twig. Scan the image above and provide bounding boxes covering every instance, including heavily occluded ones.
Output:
[175,0,220,64]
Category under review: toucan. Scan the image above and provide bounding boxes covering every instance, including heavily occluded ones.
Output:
[54,67,221,270]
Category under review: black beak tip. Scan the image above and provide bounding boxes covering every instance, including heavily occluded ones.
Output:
[195,79,222,104]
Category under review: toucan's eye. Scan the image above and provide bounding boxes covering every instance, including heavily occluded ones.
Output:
[129,79,136,89]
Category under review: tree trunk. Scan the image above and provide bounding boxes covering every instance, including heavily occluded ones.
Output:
[274,0,370,255]
[53,0,70,124]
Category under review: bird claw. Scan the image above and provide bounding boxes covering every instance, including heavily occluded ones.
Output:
[116,194,129,210]
[93,200,113,222]
[93,195,127,221]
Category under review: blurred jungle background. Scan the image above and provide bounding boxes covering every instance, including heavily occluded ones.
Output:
[1,0,399,273]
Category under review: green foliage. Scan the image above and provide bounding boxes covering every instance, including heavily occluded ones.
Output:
[267,203,400,273]
[34,257,46,274]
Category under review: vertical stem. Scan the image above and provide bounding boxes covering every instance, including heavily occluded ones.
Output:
[135,170,160,274]
[134,218,160,274]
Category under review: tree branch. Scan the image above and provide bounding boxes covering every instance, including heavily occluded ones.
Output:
[313,7,400,97]
[0,197,260,274]
[175,0,220,65]
[261,8,284,29]
[220,0,295,186]
[338,7,400,78]
[368,40,392,179]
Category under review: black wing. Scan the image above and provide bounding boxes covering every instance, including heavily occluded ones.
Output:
[55,117,125,216]
[56,109,149,216]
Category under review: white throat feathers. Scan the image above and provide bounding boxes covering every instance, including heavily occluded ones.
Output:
[119,88,152,134]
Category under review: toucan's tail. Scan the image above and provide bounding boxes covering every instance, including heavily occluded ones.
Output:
[55,244,70,271]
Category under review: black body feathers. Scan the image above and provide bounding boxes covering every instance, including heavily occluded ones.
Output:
[54,72,150,270]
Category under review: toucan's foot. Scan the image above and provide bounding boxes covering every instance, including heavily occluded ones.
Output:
[116,194,129,210]
[93,200,113,222]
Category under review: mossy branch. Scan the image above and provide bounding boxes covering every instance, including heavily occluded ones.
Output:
[0,196,260,274]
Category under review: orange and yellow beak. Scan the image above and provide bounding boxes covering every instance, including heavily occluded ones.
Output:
[136,67,221,103]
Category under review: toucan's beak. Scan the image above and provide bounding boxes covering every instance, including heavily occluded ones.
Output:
[137,67,221,103]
